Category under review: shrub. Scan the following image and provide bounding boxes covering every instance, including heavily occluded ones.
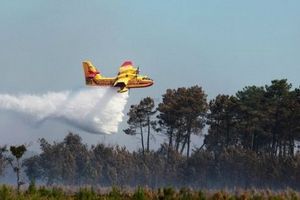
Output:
[133,187,147,200]
[75,187,97,200]
[0,185,14,200]
[108,186,122,200]
[27,180,37,195]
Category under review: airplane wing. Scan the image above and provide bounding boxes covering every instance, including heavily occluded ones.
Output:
[113,61,136,93]
[118,61,138,75]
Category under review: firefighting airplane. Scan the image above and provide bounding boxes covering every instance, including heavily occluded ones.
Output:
[82,60,153,93]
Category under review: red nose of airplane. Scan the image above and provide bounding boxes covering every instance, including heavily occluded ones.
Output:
[149,81,154,86]
[141,79,154,87]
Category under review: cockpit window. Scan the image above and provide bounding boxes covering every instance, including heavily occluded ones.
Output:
[142,77,151,80]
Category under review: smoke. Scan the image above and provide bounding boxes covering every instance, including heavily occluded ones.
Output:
[0,88,128,134]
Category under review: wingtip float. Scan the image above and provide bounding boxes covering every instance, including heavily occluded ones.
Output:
[82,60,154,93]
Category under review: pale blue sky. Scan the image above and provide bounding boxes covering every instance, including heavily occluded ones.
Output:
[0,1,299,150]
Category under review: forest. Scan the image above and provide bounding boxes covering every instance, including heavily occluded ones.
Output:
[0,79,300,190]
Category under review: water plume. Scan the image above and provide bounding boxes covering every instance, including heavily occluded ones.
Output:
[0,88,128,134]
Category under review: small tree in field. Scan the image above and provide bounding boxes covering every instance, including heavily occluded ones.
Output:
[0,146,7,176]
[7,145,27,193]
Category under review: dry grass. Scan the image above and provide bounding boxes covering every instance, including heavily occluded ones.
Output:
[0,184,299,200]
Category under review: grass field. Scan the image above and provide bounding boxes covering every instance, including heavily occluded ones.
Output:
[0,184,299,200]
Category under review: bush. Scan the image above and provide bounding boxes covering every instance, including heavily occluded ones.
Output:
[133,187,147,200]
[179,188,194,200]
[108,186,122,200]
[75,187,97,200]
[0,185,14,200]
[159,187,176,200]
[27,180,37,195]
[38,186,52,197]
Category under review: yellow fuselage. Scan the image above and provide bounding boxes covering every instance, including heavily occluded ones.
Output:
[83,61,153,93]
[91,76,154,89]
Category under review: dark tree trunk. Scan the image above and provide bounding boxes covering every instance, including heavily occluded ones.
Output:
[16,158,21,193]
[180,135,187,155]
[175,132,181,152]
[147,115,150,152]
[140,121,145,155]
[168,128,173,149]
[187,132,191,158]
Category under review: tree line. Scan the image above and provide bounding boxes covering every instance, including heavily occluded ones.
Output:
[125,79,300,159]
[0,79,300,189]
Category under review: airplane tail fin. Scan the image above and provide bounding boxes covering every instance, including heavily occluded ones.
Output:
[82,61,102,85]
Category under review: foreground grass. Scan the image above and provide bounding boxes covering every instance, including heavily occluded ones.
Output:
[0,184,299,200]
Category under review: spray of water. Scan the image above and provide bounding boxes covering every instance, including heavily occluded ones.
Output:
[0,88,128,134]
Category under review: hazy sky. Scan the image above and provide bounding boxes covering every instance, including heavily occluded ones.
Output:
[0,1,299,151]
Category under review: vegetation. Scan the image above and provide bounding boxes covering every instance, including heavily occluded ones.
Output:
[0,146,6,176]
[0,184,299,200]
[21,133,300,189]
[156,86,208,157]
[124,97,156,155]
[1,79,300,192]
[6,145,27,193]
